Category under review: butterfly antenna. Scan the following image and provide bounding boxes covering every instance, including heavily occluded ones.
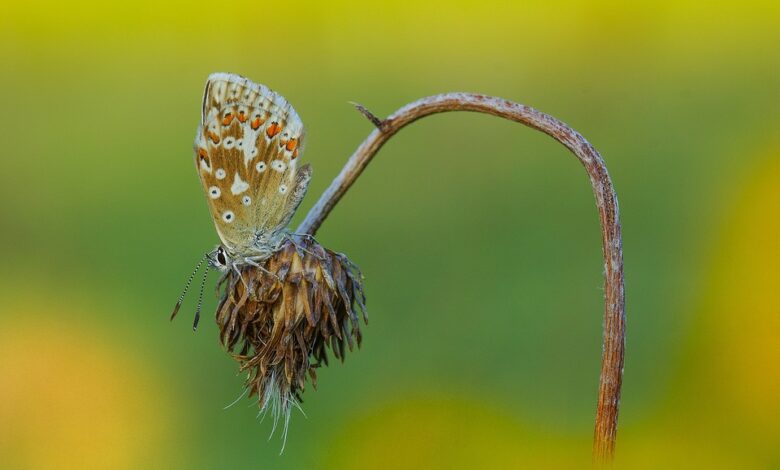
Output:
[192,264,211,331]
[171,254,208,321]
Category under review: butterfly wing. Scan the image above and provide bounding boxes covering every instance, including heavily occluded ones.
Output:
[194,73,311,256]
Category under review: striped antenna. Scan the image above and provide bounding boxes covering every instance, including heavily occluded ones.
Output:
[192,264,211,331]
[171,254,208,321]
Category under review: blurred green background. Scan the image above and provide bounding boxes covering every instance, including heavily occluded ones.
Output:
[0,0,778,468]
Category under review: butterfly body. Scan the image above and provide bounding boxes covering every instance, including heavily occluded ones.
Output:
[194,73,311,267]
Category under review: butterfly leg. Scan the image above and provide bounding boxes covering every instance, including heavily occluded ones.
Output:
[243,257,281,282]
[285,233,325,261]
[287,232,316,240]
[231,263,250,290]
[287,232,319,245]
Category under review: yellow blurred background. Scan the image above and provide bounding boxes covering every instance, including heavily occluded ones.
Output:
[0,0,778,468]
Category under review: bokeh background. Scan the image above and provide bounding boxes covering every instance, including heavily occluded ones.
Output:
[1,1,778,468]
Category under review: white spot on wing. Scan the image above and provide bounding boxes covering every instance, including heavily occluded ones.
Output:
[271,160,286,172]
[231,173,250,195]
[242,133,259,168]
[222,211,234,223]
[216,168,226,180]
[256,162,266,172]
[208,186,221,199]
[279,184,288,194]
[242,195,251,206]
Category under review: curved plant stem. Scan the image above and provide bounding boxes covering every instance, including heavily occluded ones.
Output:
[297,93,625,462]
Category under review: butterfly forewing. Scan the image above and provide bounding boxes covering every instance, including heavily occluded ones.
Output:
[194,73,311,256]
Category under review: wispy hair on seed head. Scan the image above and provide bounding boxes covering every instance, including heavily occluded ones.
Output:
[254,370,304,453]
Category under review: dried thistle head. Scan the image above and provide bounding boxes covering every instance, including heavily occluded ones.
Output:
[215,235,366,439]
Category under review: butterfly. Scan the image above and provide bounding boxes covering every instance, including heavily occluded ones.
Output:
[172,73,312,329]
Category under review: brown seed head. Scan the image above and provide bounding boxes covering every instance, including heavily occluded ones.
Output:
[214,235,366,434]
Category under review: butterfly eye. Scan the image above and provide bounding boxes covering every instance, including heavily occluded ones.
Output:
[208,186,221,199]
[216,248,227,266]
[222,211,234,223]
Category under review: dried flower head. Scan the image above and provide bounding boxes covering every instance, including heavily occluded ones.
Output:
[214,235,366,441]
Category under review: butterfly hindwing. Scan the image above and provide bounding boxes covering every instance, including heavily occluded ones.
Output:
[194,73,309,255]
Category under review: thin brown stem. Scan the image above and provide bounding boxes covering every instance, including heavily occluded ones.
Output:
[297,93,625,462]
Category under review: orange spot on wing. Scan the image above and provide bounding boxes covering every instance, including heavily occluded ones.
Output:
[292,148,299,159]
[207,131,220,144]
[197,148,210,165]
[251,116,264,130]
[285,139,298,152]
[266,121,282,138]
[237,110,247,123]
[222,112,234,126]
